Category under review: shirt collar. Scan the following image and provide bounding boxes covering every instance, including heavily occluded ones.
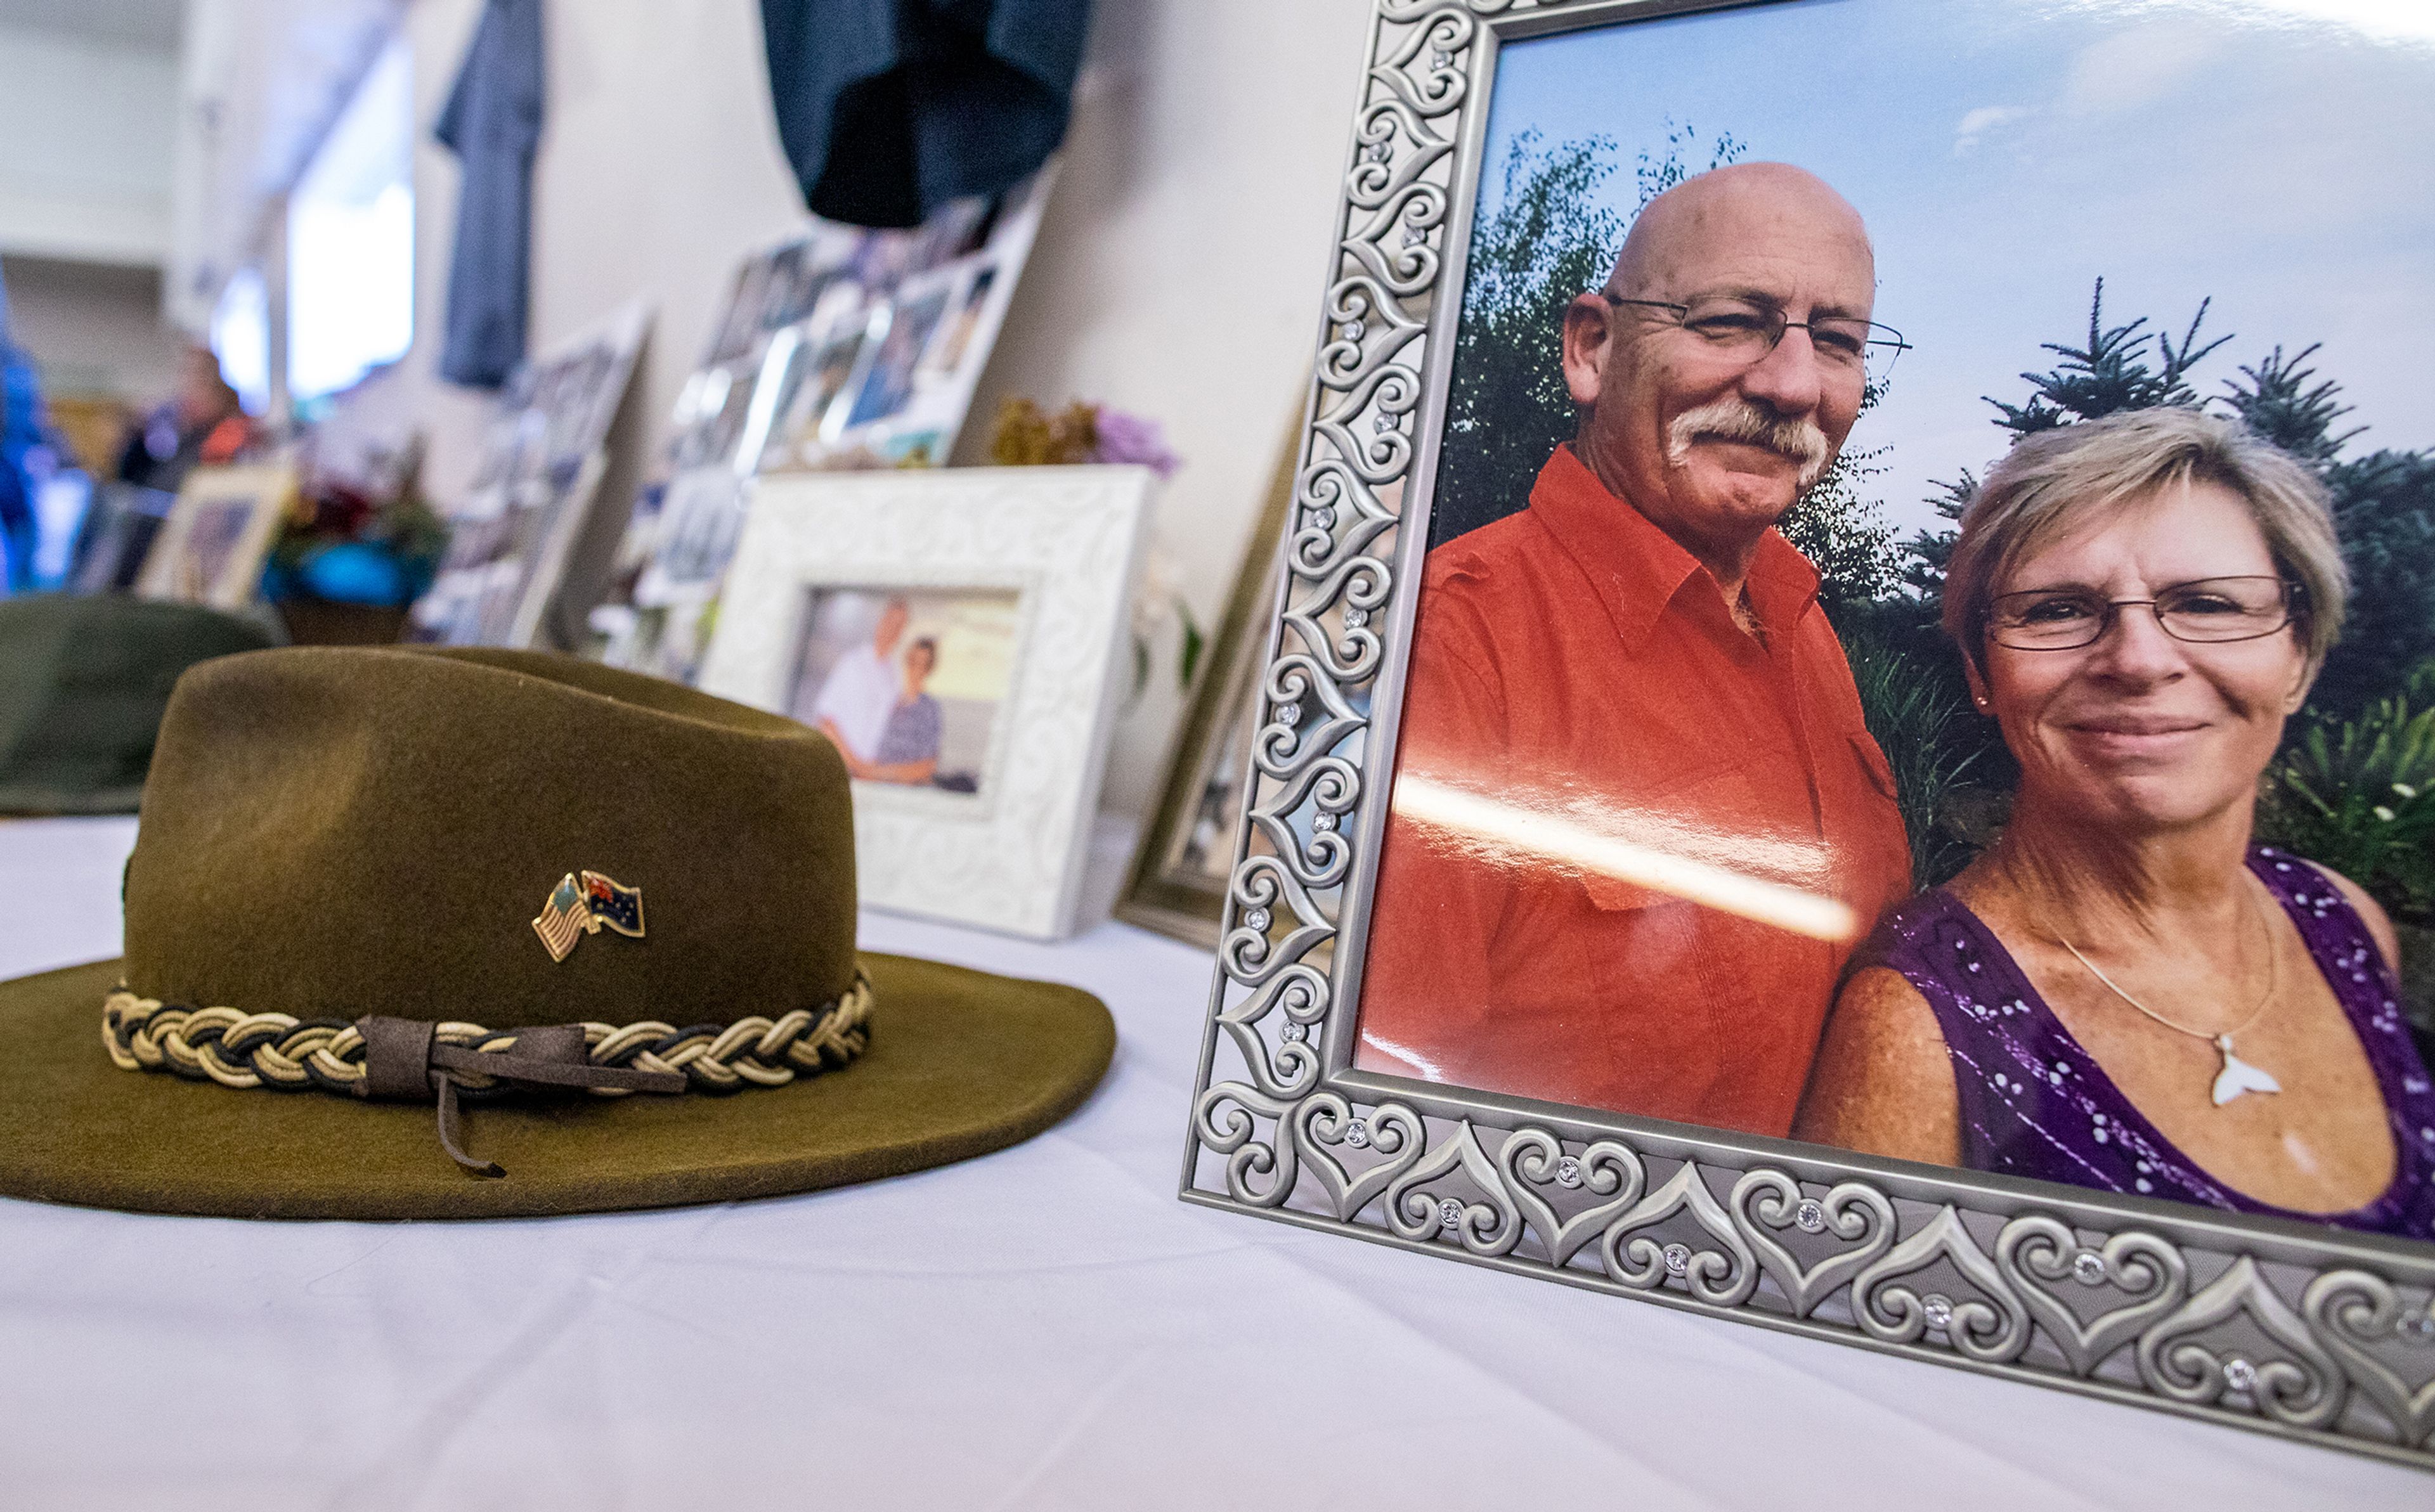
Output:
[1525,443,1822,651]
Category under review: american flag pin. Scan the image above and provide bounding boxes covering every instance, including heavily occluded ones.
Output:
[531,870,645,962]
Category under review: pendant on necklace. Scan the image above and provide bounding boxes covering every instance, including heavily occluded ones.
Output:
[2211,1034,2281,1106]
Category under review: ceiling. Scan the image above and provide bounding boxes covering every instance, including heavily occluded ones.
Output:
[0,0,184,53]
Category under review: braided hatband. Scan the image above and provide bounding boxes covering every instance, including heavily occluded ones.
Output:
[101,971,874,1097]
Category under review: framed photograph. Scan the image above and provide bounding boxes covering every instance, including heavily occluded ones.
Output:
[589,172,1053,684]
[1117,417,1302,948]
[72,483,175,594]
[409,302,649,647]
[1181,0,2435,1466]
[699,466,1153,940]
[760,185,1048,474]
[134,462,297,611]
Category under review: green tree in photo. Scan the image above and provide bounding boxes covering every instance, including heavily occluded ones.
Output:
[2220,343,2363,466]
[1984,278,2228,438]
[1897,471,1975,609]
[1433,129,1628,546]
[2221,345,2435,723]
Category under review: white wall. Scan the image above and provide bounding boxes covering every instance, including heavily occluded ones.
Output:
[377,0,1379,820]
[0,254,185,403]
[0,23,179,265]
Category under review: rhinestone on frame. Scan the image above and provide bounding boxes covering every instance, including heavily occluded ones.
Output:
[2223,1357,2259,1393]
[1554,1156,1583,1189]
[1794,1198,1828,1234]
[1662,1243,1692,1277]
[2072,1251,2108,1286]
[1438,1198,1465,1232]
[1276,702,1301,727]
[1243,907,1271,931]
[1308,506,1336,530]
[1280,1021,1306,1043]
[2398,1312,2435,1343]
[1921,1293,1955,1330]
[1403,226,1427,247]
[1343,1119,1371,1149]
[1342,607,1368,628]
[1373,411,1398,433]
[1431,49,1453,68]
[1341,319,1366,341]
[1313,813,1337,833]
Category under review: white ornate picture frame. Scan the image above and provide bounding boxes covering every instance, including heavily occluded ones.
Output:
[1179,0,2435,1468]
[699,466,1153,940]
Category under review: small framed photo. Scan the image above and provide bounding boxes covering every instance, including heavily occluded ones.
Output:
[699,466,1153,939]
[1184,0,2435,1468]
[1118,418,1299,948]
[788,585,1022,800]
[135,462,297,611]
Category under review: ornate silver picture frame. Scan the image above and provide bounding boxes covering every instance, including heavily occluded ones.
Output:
[1179,0,2435,1467]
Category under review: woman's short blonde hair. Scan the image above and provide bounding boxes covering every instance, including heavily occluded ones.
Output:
[1942,407,2347,677]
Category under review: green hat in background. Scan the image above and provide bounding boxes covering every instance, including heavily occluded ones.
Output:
[0,645,1115,1220]
[0,593,281,815]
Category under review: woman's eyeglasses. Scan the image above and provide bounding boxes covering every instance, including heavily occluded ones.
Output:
[1985,576,2300,651]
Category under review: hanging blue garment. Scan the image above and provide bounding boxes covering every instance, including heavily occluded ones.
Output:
[434,0,546,389]
[760,0,1091,229]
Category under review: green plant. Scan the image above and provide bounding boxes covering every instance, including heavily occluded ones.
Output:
[1843,624,1985,886]
[2258,662,2435,926]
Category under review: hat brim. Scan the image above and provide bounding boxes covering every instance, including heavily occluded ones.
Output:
[0,953,1114,1220]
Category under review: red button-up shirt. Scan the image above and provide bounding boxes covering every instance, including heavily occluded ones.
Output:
[1355,445,1912,1136]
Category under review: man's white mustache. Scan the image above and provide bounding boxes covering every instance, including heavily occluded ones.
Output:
[1666,400,1830,488]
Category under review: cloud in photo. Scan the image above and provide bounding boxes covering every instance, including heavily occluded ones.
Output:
[2062,22,2227,115]
[1952,105,2032,156]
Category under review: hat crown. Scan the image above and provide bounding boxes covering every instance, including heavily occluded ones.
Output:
[122,647,859,1028]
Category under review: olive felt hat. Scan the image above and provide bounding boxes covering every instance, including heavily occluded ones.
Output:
[0,647,1114,1220]
[0,593,280,815]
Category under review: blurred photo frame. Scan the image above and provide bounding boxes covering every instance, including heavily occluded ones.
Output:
[134,462,297,611]
[1118,413,1301,948]
[590,170,1055,683]
[410,301,649,648]
[71,483,176,594]
[1180,0,2435,1468]
[699,466,1153,940]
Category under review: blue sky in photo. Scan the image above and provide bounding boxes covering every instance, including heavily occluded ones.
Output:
[1476,0,2435,537]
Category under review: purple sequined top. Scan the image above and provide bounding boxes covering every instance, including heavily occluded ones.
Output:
[1854,846,2435,1239]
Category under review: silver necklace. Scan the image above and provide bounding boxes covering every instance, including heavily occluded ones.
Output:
[2054,889,2282,1107]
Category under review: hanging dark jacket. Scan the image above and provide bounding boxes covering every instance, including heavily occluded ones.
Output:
[760,0,1090,229]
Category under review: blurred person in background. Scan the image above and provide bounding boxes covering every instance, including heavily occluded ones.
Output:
[117,347,255,494]
[0,264,46,592]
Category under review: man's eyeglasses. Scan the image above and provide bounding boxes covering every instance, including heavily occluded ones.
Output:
[1985,576,2301,652]
[1601,292,1911,385]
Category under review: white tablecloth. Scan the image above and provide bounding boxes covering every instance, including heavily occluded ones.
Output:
[0,815,2417,1509]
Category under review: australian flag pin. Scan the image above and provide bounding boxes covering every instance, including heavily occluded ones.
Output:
[532,870,646,962]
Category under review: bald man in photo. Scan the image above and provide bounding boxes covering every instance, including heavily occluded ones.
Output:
[1358,164,1914,1137]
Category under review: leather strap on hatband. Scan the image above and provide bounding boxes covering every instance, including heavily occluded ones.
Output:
[356,1016,687,1176]
[101,972,876,1179]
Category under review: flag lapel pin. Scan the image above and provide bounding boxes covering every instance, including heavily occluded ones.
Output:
[532,870,646,961]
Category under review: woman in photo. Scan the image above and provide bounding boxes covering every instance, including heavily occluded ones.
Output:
[1796,408,2434,1238]
[858,635,944,787]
